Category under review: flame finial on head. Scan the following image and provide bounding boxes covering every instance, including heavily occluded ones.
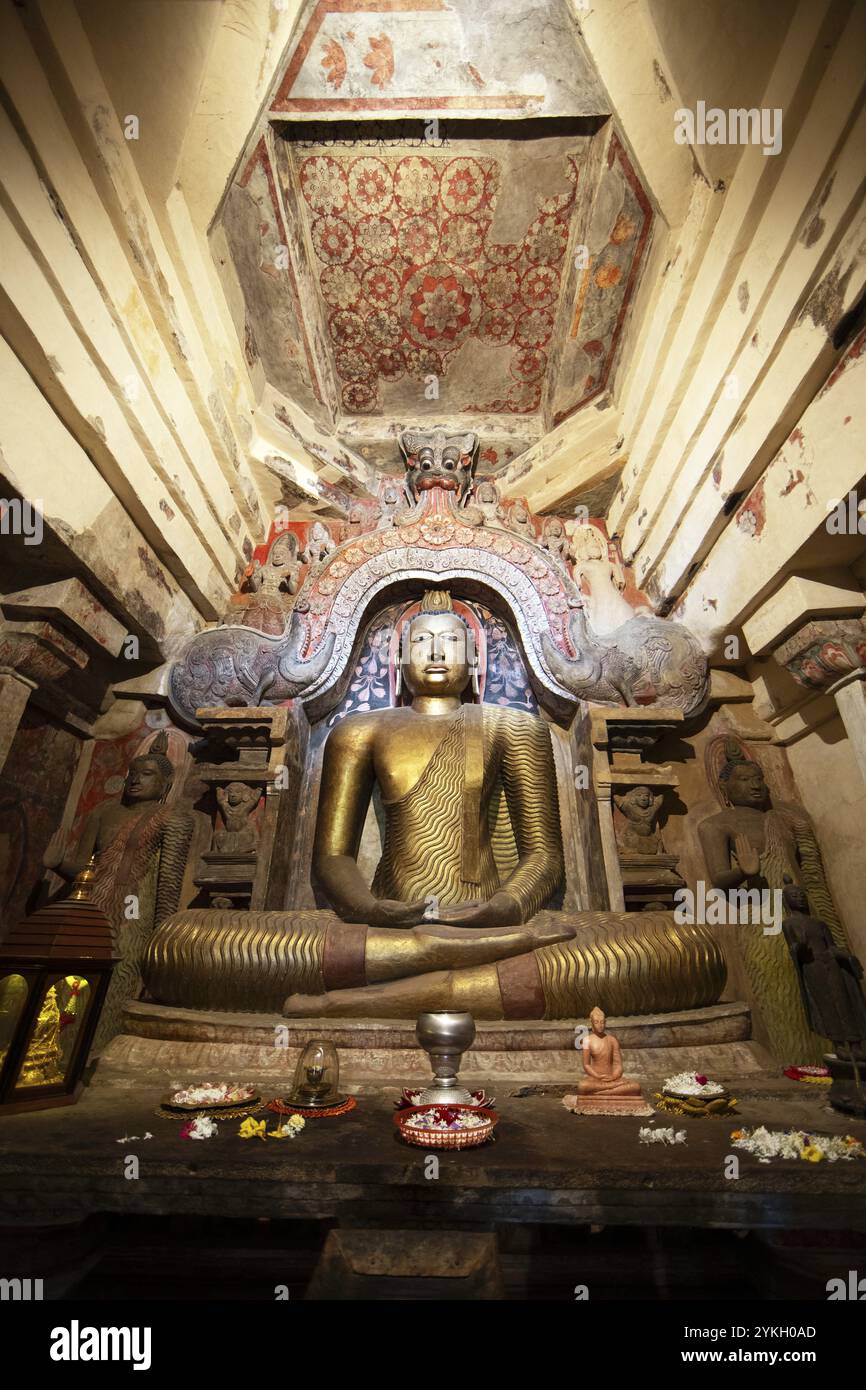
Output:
[419,589,454,615]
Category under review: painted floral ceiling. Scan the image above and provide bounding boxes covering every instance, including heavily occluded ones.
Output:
[214,0,655,478]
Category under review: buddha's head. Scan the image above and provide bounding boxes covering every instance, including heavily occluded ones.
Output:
[398,591,477,701]
[782,879,809,916]
[719,745,768,809]
[589,1005,606,1036]
[124,732,173,805]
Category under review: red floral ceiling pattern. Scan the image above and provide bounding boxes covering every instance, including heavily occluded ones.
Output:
[297,150,579,415]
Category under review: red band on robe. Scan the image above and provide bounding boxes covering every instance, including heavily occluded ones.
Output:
[497,952,545,1019]
[322,922,368,989]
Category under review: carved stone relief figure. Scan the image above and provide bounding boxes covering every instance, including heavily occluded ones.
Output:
[462,479,504,529]
[268,530,304,596]
[213,782,260,855]
[376,482,410,529]
[541,515,575,572]
[301,521,335,570]
[614,785,664,856]
[781,882,866,1060]
[542,597,709,716]
[698,736,849,1063]
[43,731,193,1050]
[506,499,536,540]
[569,523,635,634]
[239,531,303,635]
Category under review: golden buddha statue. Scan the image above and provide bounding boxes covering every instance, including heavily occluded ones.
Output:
[18,984,64,1087]
[143,591,725,1019]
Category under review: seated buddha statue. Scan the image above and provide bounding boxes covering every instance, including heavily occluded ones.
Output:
[143,591,725,1020]
[576,1007,642,1096]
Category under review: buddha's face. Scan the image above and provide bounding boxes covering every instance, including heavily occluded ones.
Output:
[402,612,473,699]
[124,757,169,804]
[784,884,809,914]
[590,1008,605,1036]
[724,762,768,808]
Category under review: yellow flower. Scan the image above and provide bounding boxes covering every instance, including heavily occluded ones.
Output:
[800,1144,824,1163]
[238,1117,267,1140]
[268,1114,306,1139]
[730,1130,744,1141]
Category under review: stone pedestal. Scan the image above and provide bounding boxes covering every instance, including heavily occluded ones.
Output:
[98,1000,770,1089]
[562,1093,654,1116]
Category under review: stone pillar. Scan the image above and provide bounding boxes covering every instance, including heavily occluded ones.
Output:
[0,666,36,771]
[832,675,866,789]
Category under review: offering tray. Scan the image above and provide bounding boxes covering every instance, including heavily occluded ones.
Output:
[394,1103,497,1149]
[160,1084,261,1113]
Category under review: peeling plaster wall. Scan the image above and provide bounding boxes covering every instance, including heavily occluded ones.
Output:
[74,0,222,204]
[647,0,798,185]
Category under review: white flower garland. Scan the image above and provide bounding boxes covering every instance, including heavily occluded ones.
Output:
[639,1126,686,1145]
[730,1126,865,1163]
[663,1072,724,1096]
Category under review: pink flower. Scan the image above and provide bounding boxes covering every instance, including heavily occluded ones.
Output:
[695,1074,708,1086]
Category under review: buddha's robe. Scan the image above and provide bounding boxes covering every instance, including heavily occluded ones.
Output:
[142,707,726,1019]
[371,704,563,919]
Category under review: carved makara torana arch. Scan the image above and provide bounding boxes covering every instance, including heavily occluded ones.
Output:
[165,429,709,729]
[301,546,572,719]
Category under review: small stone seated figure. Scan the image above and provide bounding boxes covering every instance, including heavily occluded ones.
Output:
[142,592,726,1021]
[577,1007,642,1095]
[564,1006,650,1115]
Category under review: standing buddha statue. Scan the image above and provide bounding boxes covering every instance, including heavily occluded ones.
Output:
[44,731,193,1049]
